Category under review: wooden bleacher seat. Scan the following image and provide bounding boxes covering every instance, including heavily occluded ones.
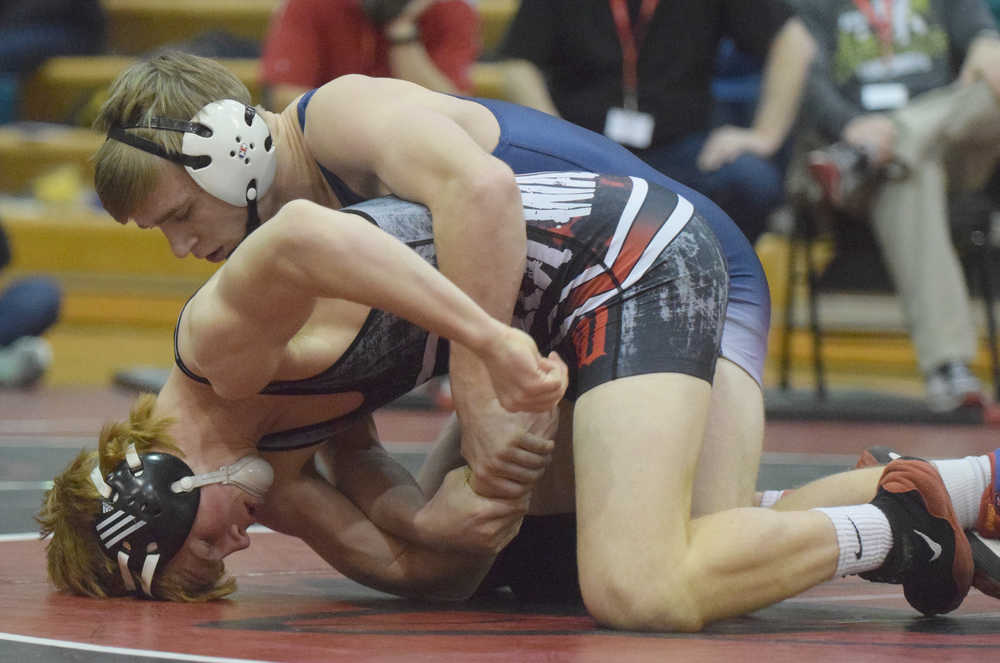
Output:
[0,125,102,191]
[19,55,508,125]
[102,0,280,56]
[0,200,216,329]
[101,0,518,56]
[21,56,261,124]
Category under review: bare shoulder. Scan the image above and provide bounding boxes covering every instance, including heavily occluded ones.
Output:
[310,75,469,119]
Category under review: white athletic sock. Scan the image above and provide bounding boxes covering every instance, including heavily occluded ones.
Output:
[759,490,787,508]
[813,504,893,578]
[931,455,991,529]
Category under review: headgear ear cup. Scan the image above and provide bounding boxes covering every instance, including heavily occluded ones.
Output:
[182,100,277,207]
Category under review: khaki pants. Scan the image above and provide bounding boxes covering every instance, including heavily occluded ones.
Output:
[792,81,1000,374]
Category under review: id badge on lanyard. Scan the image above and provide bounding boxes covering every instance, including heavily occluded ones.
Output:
[603,0,658,148]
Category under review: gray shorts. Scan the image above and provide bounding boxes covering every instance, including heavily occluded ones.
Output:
[560,214,729,400]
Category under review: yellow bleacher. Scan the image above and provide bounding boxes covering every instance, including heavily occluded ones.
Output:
[0,200,217,385]
[102,0,518,57]
[18,56,507,127]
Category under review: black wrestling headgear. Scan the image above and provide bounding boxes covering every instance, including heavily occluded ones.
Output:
[90,444,199,597]
[90,443,274,598]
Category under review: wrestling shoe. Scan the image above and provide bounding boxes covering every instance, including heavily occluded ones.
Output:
[861,459,973,615]
[855,445,902,470]
[856,446,1000,600]
[972,449,1000,597]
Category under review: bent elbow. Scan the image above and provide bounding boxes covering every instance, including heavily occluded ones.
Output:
[194,350,276,401]
[456,161,524,233]
[477,160,520,207]
[414,576,481,602]
[209,377,259,402]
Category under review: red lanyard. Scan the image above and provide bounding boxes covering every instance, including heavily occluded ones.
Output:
[853,0,894,56]
[608,0,660,109]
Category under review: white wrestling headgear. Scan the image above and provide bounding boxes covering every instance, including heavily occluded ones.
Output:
[106,99,277,207]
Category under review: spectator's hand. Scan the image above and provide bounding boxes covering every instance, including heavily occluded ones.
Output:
[459,400,559,500]
[697,126,776,172]
[959,35,1000,100]
[414,465,530,554]
[479,326,568,413]
[842,114,897,166]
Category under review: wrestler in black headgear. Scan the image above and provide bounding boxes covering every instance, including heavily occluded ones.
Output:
[90,444,272,597]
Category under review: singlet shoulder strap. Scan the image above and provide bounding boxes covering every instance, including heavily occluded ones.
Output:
[173,291,211,386]
[296,88,365,206]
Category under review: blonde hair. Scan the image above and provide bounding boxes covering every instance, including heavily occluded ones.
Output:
[36,394,236,601]
[92,51,252,221]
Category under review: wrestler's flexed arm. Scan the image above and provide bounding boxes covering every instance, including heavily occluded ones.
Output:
[261,468,502,600]
[179,199,568,408]
[258,415,525,599]
[304,76,546,499]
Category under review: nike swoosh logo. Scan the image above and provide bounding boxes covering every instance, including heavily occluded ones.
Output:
[848,517,863,560]
[888,451,901,460]
[914,529,943,562]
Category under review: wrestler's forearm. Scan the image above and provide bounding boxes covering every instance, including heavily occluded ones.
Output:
[429,169,527,413]
[328,441,433,544]
[302,80,528,402]
[295,204,508,354]
[264,473,494,600]
[392,545,496,600]
[204,201,512,398]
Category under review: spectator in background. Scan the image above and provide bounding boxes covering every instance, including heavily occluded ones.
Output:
[795,0,1000,413]
[495,0,816,246]
[0,221,60,388]
[0,0,106,123]
[259,0,479,111]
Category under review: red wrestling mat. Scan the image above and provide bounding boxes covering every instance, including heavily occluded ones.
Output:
[4,530,1000,663]
[7,388,1000,662]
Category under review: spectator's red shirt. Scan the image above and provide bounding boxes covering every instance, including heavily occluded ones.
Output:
[260,0,479,93]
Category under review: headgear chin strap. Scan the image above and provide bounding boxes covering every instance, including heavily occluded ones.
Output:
[106,99,277,236]
[90,444,274,598]
[171,455,274,499]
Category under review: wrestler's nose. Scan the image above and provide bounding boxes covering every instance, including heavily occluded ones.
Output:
[162,226,197,258]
